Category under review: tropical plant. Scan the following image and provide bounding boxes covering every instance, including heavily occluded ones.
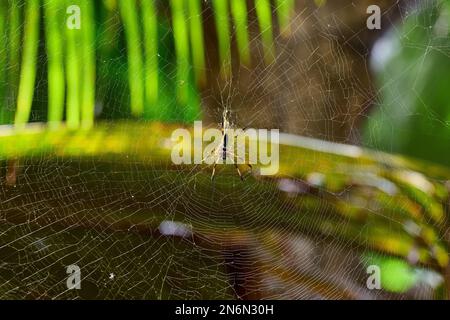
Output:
[0,0,450,300]
[0,0,298,127]
[364,0,450,168]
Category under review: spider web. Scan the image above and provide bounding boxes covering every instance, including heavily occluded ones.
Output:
[0,0,447,300]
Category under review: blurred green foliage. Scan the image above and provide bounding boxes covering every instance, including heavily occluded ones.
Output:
[0,122,449,298]
[364,254,419,293]
[0,0,298,128]
[364,0,450,167]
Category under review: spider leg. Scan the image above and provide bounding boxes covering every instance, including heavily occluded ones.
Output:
[206,135,226,181]
[211,162,217,181]
[228,151,253,172]
[211,155,221,181]
[228,131,253,173]
[202,130,226,162]
[205,134,226,161]
[233,128,247,138]
[201,150,213,164]
[226,151,244,181]
[234,163,243,181]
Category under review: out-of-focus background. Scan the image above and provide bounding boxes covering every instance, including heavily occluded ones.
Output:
[1,0,448,164]
[0,0,449,300]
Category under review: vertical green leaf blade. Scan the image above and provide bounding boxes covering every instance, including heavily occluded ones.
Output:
[0,1,8,124]
[15,0,40,128]
[118,0,144,116]
[81,0,96,128]
[188,0,206,85]
[65,0,82,129]
[255,0,275,64]
[275,0,295,37]
[5,0,21,125]
[170,0,190,105]
[141,0,159,117]
[230,0,250,66]
[212,0,231,75]
[44,0,65,128]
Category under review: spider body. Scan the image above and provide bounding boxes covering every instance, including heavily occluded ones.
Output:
[222,131,228,161]
[207,109,252,181]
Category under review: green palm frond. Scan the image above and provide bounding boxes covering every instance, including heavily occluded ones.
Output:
[0,121,448,298]
[0,0,299,129]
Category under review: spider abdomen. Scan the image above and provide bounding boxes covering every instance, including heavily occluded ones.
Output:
[222,133,228,161]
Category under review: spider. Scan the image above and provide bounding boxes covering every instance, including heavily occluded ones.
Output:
[205,108,252,181]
